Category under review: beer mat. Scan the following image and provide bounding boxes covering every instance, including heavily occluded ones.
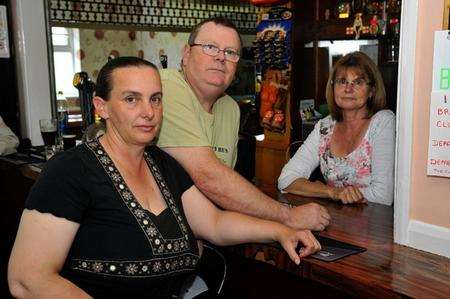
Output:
[305,235,366,262]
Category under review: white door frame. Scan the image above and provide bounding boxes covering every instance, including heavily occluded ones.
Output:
[393,0,419,245]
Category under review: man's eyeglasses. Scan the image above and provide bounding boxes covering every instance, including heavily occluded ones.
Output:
[332,78,371,90]
[190,43,240,63]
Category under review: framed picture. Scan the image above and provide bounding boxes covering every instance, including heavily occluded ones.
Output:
[444,0,450,30]
[0,5,11,58]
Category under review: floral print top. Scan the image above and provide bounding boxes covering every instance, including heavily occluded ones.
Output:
[278,110,396,205]
[318,118,373,189]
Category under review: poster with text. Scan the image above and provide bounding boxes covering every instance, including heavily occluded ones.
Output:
[427,91,450,178]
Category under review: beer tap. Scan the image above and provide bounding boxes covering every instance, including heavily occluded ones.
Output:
[73,72,96,130]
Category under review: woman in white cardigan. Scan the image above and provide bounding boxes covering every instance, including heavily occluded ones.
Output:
[0,115,19,155]
[279,52,395,205]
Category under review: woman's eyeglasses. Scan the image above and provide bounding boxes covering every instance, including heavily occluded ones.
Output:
[190,43,240,63]
[332,78,371,90]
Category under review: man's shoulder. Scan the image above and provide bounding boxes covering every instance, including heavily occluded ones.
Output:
[161,69,188,89]
[160,68,181,80]
[216,94,239,112]
[160,69,195,106]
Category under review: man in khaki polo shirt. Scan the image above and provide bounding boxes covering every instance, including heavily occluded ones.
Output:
[158,17,330,231]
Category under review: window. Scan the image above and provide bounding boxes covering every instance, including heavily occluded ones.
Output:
[52,27,82,122]
[52,27,81,98]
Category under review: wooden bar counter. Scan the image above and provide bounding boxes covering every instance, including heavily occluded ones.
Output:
[2,158,449,298]
[233,191,450,298]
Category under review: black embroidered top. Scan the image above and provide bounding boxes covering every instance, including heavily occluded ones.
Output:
[25,139,200,298]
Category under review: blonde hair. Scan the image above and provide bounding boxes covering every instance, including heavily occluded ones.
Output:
[325,51,386,121]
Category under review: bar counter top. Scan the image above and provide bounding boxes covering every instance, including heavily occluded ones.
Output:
[235,189,450,298]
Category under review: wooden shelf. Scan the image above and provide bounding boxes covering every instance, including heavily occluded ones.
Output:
[299,17,379,42]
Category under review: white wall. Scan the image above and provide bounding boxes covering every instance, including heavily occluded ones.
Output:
[387,0,450,258]
[11,0,51,145]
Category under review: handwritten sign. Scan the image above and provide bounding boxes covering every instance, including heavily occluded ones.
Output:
[428,32,450,177]
[427,92,450,177]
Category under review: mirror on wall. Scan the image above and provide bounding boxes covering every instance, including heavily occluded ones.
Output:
[305,39,379,67]
[44,0,262,125]
[49,25,256,122]
[50,26,191,121]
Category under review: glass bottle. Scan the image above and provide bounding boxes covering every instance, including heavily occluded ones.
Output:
[56,91,69,144]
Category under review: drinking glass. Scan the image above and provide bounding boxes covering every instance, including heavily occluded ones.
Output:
[62,134,77,151]
[39,118,58,146]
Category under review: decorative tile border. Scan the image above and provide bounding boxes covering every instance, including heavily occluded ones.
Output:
[48,0,261,33]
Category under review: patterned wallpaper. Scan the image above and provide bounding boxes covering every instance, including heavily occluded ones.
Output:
[79,29,186,78]
[77,28,254,81]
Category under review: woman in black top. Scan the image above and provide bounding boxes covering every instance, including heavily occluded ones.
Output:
[8,57,321,298]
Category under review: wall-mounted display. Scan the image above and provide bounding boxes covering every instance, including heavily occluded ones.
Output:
[254,6,292,133]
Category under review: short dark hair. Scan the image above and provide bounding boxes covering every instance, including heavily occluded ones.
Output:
[325,51,386,121]
[187,16,242,49]
[95,56,157,101]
